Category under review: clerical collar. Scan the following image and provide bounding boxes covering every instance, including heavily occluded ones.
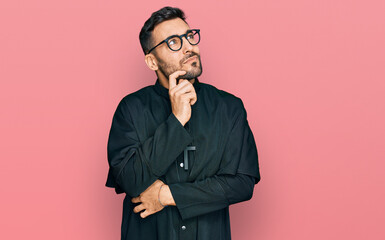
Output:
[154,77,201,99]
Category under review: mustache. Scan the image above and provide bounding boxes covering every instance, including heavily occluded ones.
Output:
[181,53,199,64]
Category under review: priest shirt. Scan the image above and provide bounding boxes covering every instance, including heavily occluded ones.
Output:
[105,78,261,240]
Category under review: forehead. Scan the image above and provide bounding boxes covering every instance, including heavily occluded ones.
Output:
[152,18,190,42]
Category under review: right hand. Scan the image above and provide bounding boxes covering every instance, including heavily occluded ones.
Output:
[168,71,197,126]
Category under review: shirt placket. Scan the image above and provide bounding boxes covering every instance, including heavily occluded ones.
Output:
[175,121,197,240]
[178,217,197,240]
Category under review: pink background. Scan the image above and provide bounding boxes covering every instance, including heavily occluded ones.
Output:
[1,0,384,239]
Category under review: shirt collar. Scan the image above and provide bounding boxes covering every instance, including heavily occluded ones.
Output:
[154,77,201,99]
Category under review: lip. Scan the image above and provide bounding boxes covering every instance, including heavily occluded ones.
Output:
[183,55,198,64]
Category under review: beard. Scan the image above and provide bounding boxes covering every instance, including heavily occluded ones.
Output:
[156,52,203,81]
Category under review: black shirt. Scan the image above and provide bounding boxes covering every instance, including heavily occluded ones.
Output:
[106,78,261,240]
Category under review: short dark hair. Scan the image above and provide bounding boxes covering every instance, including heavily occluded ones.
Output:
[139,6,187,55]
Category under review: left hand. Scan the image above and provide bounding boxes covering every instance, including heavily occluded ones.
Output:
[131,179,165,218]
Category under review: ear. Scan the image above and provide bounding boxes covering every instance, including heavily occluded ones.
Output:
[144,54,159,71]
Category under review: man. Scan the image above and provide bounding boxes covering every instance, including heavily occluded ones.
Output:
[105,6,261,240]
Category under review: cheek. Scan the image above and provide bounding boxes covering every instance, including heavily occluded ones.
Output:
[157,53,178,66]
[193,46,200,54]
[163,49,183,63]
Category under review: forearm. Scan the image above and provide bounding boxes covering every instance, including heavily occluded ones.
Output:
[138,113,193,176]
[167,173,255,220]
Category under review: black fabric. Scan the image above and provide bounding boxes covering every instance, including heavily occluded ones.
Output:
[106,78,260,240]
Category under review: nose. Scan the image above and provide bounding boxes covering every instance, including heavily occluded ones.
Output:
[181,36,194,54]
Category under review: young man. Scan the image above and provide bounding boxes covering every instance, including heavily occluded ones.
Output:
[106,6,261,240]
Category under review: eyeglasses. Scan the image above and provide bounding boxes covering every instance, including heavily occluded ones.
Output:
[146,29,200,55]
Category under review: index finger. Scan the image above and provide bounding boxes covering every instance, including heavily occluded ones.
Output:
[169,71,186,89]
[131,197,141,203]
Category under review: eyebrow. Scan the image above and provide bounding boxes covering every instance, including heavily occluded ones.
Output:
[165,29,192,39]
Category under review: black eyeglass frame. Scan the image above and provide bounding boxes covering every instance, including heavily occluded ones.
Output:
[146,29,200,55]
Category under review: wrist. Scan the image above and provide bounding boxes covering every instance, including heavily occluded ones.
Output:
[159,184,176,206]
[174,114,186,126]
[171,111,186,126]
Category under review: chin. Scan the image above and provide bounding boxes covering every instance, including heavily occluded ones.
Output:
[178,60,202,80]
[182,68,201,79]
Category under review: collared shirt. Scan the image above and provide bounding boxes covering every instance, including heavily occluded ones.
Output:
[106,78,260,240]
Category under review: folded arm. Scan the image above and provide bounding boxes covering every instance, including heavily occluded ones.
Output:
[166,173,256,220]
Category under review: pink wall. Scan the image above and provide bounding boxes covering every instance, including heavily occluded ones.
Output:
[1,0,384,239]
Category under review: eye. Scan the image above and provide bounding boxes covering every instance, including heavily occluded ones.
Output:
[168,37,179,45]
[186,33,194,39]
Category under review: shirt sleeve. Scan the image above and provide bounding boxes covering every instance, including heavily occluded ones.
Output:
[168,99,261,220]
[168,173,256,220]
[106,98,193,197]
